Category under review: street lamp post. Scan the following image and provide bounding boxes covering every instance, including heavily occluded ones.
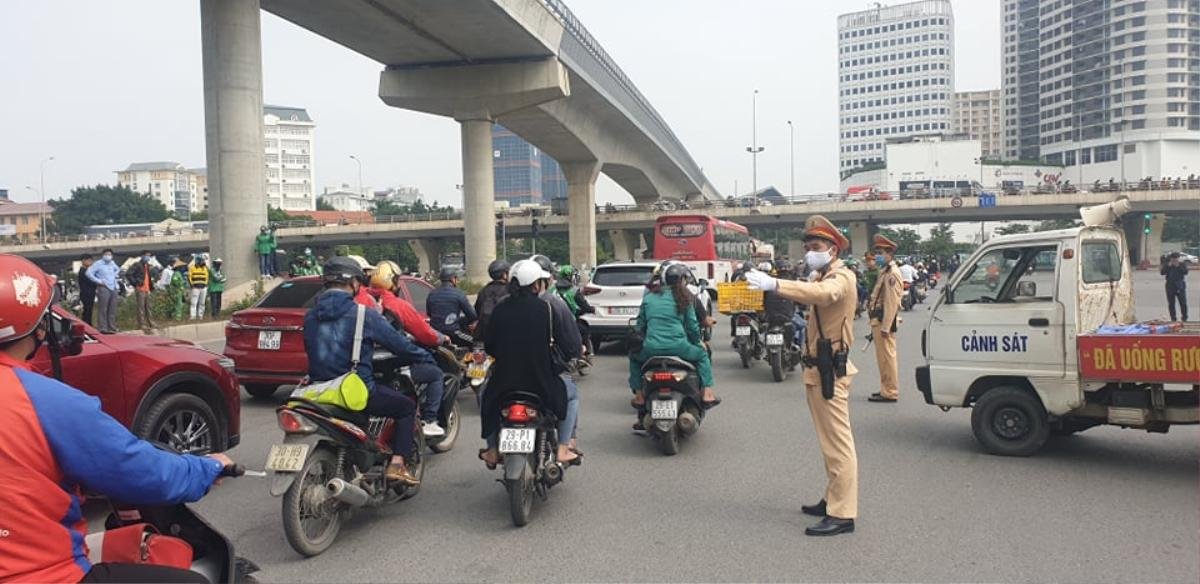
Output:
[745,89,765,204]
[39,156,54,240]
[787,120,795,198]
[349,155,364,197]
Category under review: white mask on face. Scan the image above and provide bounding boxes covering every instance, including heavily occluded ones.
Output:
[102,254,113,262]
[805,250,832,271]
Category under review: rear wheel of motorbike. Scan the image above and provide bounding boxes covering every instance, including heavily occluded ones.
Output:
[739,346,751,369]
[770,351,785,382]
[659,424,680,456]
[508,465,534,527]
[281,447,342,557]
[399,431,427,500]
[429,400,460,454]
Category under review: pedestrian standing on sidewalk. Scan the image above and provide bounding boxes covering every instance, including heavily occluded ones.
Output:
[255,225,278,278]
[168,259,188,321]
[85,249,121,334]
[187,256,210,320]
[1161,252,1189,322]
[76,254,96,326]
[125,251,160,333]
[208,258,226,319]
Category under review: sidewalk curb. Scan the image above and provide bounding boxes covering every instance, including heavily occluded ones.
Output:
[133,320,228,345]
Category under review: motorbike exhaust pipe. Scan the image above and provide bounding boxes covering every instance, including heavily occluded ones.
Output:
[326,478,370,507]
[677,411,699,436]
[544,461,563,484]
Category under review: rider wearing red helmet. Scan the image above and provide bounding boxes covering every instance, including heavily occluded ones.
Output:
[0,254,236,583]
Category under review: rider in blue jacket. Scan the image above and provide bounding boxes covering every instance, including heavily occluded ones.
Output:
[426,266,478,348]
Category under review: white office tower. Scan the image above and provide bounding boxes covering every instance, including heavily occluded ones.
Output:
[837,0,956,173]
[1002,0,1199,181]
[264,105,317,212]
[953,89,1004,159]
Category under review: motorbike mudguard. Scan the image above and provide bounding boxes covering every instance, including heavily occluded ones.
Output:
[269,434,328,497]
[503,453,532,482]
[440,374,461,420]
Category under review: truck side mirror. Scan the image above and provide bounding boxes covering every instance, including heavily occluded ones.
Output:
[1017,281,1037,298]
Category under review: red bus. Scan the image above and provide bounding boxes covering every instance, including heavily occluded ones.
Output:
[653,215,754,284]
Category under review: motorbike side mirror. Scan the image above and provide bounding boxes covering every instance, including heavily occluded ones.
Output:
[63,322,86,357]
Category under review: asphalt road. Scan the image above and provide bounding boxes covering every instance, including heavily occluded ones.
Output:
[197,272,1197,582]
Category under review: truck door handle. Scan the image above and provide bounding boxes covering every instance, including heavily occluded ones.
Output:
[1028,318,1049,327]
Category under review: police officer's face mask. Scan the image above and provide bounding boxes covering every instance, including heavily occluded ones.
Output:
[875,254,886,265]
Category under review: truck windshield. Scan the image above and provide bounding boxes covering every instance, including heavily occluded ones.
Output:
[953,245,1056,303]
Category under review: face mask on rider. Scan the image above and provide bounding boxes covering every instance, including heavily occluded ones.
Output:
[805,249,833,271]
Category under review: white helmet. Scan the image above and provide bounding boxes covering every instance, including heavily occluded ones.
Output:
[511,259,551,287]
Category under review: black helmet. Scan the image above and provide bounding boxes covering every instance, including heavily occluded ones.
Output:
[529,254,555,276]
[323,256,364,284]
[487,259,511,280]
[664,263,690,286]
[772,259,794,276]
[439,266,462,282]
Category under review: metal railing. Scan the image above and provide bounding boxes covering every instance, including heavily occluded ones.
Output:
[538,0,715,195]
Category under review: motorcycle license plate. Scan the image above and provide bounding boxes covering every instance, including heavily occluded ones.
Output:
[498,428,536,454]
[468,364,487,379]
[264,444,309,472]
[257,330,281,350]
[651,400,678,420]
[736,326,751,337]
[766,333,784,345]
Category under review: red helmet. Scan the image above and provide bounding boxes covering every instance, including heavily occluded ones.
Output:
[0,254,55,344]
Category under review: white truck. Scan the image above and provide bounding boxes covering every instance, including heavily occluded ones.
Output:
[917,200,1199,456]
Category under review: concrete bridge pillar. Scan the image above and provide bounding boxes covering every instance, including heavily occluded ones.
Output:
[787,240,806,263]
[610,229,642,262]
[408,239,444,276]
[1125,213,1166,266]
[563,161,601,270]
[459,119,497,283]
[847,221,874,256]
[200,0,266,290]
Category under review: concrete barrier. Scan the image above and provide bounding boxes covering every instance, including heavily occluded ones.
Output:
[133,320,228,344]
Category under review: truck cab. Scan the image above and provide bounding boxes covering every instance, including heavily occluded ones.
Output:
[918,223,1198,456]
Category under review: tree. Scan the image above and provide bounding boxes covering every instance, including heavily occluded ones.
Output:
[267,206,293,224]
[1163,215,1199,247]
[316,198,336,211]
[920,223,957,259]
[373,200,408,217]
[994,223,1031,236]
[49,184,170,234]
[877,227,921,255]
[1034,219,1080,232]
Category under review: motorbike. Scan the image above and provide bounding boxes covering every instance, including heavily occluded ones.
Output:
[497,391,569,527]
[462,344,494,398]
[637,356,706,455]
[901,282,915,311]
[267,353,454,556]
[763,320,801,382]
[732,311,763,368]
[927,272,940,289]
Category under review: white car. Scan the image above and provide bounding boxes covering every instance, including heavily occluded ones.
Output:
[582,261,713,346]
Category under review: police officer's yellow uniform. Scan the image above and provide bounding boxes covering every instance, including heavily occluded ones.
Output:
[771,216,859,528]
[868,234,904,402]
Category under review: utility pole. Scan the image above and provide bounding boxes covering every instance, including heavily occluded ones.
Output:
[787,120,795,198]
[349,155,364,196]
[745,89,764,204]
[39,156,54,240]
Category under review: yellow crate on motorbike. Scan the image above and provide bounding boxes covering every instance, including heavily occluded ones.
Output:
[717,281,763,313]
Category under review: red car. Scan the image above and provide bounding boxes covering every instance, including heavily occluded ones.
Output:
[33,306,242,454]
[224,275,434,398]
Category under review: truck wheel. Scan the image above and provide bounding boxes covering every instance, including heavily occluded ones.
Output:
[137,393,224,455]
[244,384,279,399]
[971,386,1049,457]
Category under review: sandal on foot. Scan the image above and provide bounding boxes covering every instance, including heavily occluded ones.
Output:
[702,398,723,409]
[477,448,500,470]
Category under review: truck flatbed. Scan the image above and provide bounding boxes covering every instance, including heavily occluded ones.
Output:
[1078,323,1200,384]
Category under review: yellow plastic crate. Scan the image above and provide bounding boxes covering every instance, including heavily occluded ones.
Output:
[717,281,763,313]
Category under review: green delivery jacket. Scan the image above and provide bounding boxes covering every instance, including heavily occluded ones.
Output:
[254,232,277,255]
[208,268,227,293]
[636,290,701,352]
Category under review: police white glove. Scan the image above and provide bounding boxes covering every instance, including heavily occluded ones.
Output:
[744,269,778,292]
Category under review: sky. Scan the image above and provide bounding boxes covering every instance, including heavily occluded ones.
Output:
[0,0,1000,210]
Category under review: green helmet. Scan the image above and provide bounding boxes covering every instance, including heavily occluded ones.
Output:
[558,265,576,279]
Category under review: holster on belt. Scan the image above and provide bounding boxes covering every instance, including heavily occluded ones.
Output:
[815,337,836,399]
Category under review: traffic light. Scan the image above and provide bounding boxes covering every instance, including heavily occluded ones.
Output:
[1143,213,1152,235]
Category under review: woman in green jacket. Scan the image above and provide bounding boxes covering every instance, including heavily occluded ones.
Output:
[628,264,720,409]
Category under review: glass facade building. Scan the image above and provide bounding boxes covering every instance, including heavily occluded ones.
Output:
[492,124,567,206]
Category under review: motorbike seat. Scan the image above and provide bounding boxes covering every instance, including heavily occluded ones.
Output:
[642,356,696,372]
[290,399,371,429]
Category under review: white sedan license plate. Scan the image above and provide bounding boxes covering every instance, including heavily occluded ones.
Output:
[736,326,751,337]
[498,428,536,454]
[257,330,282,350]
[610,306,638,316]
[766,333,784,345]
[651,400,678,420]
[265,444,309,472]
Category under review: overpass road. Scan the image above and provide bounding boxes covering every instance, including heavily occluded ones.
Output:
[13,188,1199,267]
[189,270,1196,582]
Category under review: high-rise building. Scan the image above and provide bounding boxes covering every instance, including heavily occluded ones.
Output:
[1002,0,1200,181]
[116,162,202,216]
[541,152,568,201]
[952,89,1003,159]
[264,105,316,212]
[493,124,542,206]
[837,0,956,172]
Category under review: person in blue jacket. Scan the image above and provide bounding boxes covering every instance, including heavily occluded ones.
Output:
[0,253,234,583]
[304,256,435,485]
[426,266,478,347]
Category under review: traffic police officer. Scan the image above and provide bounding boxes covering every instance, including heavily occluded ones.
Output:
[868,234,904,403]
[746,215,858,536]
